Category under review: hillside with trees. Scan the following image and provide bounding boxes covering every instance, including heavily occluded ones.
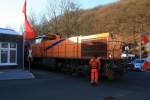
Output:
[30,0,150,44]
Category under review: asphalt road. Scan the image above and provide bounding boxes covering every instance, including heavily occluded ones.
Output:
[0,70,150,100]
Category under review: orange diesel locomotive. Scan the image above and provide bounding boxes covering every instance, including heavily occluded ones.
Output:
[31,33,126,79]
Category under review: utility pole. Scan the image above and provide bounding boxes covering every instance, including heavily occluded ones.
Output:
[140,36,142,60]
[125,45,129,59]
[140,23,143,61]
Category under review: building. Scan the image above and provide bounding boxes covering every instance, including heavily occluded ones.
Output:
[0,28,23,69]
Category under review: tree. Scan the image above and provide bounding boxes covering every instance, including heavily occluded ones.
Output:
[59,0,80,37]
[46,0,60,34]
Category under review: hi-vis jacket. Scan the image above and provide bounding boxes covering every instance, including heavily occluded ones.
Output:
[89,58,100,69]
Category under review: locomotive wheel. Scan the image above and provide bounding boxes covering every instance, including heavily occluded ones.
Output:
[105,64,114,80]
[106,71,114,80]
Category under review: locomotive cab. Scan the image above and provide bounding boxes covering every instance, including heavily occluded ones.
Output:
[34,34,57,44]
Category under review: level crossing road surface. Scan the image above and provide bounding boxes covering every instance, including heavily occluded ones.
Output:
[0,70,150,100]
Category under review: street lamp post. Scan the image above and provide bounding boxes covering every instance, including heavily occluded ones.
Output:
[125,45,129,59]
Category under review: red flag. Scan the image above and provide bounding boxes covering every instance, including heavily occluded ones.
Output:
[22,0,36,40]
[24,18,36,40]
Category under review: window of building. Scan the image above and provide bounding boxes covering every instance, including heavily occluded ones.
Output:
[0,42,17,65]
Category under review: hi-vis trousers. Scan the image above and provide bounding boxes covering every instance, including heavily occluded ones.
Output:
[91,69,99,84]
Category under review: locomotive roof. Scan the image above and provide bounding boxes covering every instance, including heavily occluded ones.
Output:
[82,32,109,39]
[71,32,110,40]
[35,35,48,38]
[35,33,57,38]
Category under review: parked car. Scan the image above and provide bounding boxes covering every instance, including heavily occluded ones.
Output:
[121,53,135,59]
[130,59,145,71]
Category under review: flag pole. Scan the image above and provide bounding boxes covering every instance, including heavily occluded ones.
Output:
[22,0,26,70]
[23,32,25,70]
[22,0,36,71]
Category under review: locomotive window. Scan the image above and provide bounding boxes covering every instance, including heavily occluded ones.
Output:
[35,37,49,44]
[35,38,43,44]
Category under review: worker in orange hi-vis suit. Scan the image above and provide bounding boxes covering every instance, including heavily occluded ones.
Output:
[89,56,101,85]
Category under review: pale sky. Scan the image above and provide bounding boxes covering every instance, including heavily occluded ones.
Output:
[0,0,117,33]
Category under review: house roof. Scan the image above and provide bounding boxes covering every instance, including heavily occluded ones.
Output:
[0,28,21,35]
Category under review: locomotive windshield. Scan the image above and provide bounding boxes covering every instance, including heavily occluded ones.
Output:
[34,36,49,44]
[35,38,43,44]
